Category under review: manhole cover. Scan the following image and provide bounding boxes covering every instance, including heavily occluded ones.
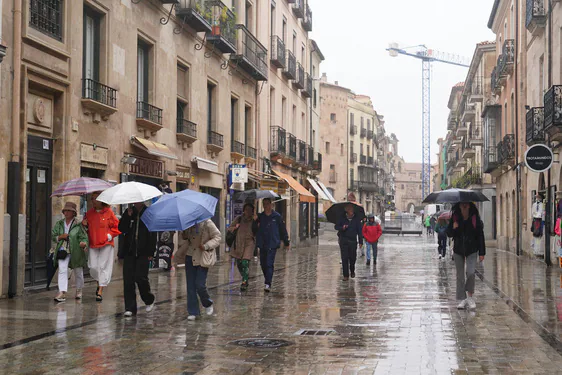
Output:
[230,338,293,348]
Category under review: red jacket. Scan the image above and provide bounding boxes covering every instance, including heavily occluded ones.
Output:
[85,207,121,248]
[362,223,382,244]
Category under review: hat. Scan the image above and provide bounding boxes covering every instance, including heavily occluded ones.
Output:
[62,202,77,214]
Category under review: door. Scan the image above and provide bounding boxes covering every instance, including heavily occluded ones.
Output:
[200,186,221,231]
[310,201,318,238]
[492,195,497,240]
[25,136,53,286]
[299,202,309,240]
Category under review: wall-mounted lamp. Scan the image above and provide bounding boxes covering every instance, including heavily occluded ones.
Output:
[166,170,178,176]
[121,155,137,165]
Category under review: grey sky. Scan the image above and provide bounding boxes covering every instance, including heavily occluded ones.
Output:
[310,0,495,163]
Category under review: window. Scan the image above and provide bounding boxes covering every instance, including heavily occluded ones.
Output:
[281,96,287,128]
[207,82,216,131]
[245,105,252,146]
[350,141,354,153]
[350,113,354,125]
[330,164,335,170]
[137,40,150,104]
[293,31,297,53]
[503,103,508,136]
[510,93,515,133]
[292,105,297,133]
[401,184,405,190]
[301,45,305,64]
[270,87,275,128]
[231,97,239,142]
[330,113,336,122]
[312,130,315,147]
[177,101,187,124]
[83,7,100,82]
[245,1,253,31]
[367,119,371,131]
[326,142,330,154]
[282,17,287,43]
[341,143,344,156]
[270,3,276,36]
[539,55,545,99]
[313,88,317,108]
[367,145,370,157]
[360,144,363,155]
[177,64,189,100]
[30,0,64,41]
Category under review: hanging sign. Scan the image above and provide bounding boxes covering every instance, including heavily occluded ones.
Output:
[231,164,248,183]
[525,144,554,173]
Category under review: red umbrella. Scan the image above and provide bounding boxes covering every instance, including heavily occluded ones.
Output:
[438,211,452,220]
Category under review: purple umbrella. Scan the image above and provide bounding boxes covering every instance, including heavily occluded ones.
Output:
[51,177,113,197]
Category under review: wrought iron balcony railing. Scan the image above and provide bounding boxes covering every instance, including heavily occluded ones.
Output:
[368,156,374,165]
[526,107,545,145]
[271,35,286,69]
[483,146,499,173]
[288,133,297,159]
[208,130,224,148]
[245,145,257,160]
[177,118,197,139]
[303,3,312,31]
[499,39,515,76]
[283,50,297,80]
[298,139,306,163]
[360,127,367,138]
[82,79,117,108]
[137,101,162,125]
[526,0,546,31]
[360,154,367,164]
[293,0,305,18]
[367,130,373,140]
[302,72,313,98]
[470,76,483,97]
[231,140,245,155]
[176,0,213,33]
[350,125,357,135]
[233,25,268,81]
[499,134,515,164]
[491,67,501,95]
[293,62,305,89]
[544,85,562,132]
[206,0,236,54]
[270,126,287,155]
[313,152,322,172]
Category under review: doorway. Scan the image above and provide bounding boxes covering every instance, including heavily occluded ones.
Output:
[25,135,53,286]
[299,202,309,240]
[200,186,221,230]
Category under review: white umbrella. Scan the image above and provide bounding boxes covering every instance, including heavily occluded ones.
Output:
[96,182,162,205]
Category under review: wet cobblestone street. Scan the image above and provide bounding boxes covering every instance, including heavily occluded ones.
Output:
[2,232,562,374]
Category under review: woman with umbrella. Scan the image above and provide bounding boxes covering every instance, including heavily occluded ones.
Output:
[52,202,88,302]
[228,203,259,291]
[328,203,365,281]
[435,212,450,260]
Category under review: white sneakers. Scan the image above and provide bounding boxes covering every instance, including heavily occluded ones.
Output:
[457,297,476,310]
[205,305,214,316]
[264,285,271,293]
[124,311,134,317]
[146,303,155,313]
[187,315,197,321]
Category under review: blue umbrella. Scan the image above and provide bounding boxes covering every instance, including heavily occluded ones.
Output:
[141,189,218,232]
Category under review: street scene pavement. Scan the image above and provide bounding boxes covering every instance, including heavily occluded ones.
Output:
[2,231,562,374]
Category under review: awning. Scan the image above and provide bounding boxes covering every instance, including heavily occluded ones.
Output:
[317,181,337,203]
[273,169,316,203]
[192,157,219,173]
[307,178,329,201]
[131,136,177,160]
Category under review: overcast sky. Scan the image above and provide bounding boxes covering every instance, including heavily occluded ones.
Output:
[309,0,495,164]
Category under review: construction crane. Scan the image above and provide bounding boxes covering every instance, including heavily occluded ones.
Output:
[387,43,470,201]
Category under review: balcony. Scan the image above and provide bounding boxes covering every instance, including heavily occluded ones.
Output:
[447,113,457,131]
[367,130,373,140]
[271,36,286,69]
[303,3,312,31]
[453,167,482,189]
[350,153,357,164]
[231,140,245,159]
[288,133,297,160]
[456,122,468,137]
[176,0,212,33]
[360,127,367,138]
[469,121,484,147]
[469,76,484,103]
[306,145,314,169]
[461,137,475,159]
[499,134,515,165]
[526,0,546,36]
[136,101,163,132]
[491,67,501,95]
[207,130,224,153]
[357,180,378,192]
[270,126,287,160]
[283,50,297,80]
[544,85,562,140]
[313,152,323,172]
[350,125,357,136]
[81,79,118,117]
[329,170,337,183]
[526,107,545,145]
[231,25,268,81]
[176,118,197,144]
[368,156,374,166]
[206,0,236,54]
[293,0,305,18]
[293,62,305,89]
[302,72,313,98]
[245,145,257,161]
[499,39,515,77]
[360,154,367,164]
[297,139,307,165]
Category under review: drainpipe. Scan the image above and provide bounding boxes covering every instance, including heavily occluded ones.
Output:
[515,0,522,257]
[544,0,553,266]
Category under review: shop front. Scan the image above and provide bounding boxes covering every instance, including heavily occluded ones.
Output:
[192,157,223,231]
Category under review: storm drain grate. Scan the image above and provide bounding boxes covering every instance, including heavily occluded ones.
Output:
[230,339,293,348]
[294,329,337,336]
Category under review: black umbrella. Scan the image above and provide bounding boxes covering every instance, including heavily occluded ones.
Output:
[423,188,489,204]
[325,202,366,224]
[46,252,57,291]
[234,189,279,201]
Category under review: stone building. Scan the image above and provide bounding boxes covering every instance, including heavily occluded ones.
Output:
[0,0,326,295]
[394,161,423,213]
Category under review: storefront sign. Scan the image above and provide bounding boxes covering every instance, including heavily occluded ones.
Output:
[260,179,278,193]
[129,156,163,179]
[525,144,554,173]
[81,143,108,166]
[176,168,191,180]
[231,164,248,183]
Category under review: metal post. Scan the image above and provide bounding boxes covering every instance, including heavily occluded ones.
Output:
[421,59,431,200]
[545,0,553,266]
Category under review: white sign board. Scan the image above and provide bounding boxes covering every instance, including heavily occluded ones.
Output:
[231,164,248,183]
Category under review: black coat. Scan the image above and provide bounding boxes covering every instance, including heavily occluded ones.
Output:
[446,213,486,257]
[118,206,157,259]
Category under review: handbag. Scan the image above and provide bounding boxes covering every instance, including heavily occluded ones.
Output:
[226,230,237,248]
[200,248,217,268]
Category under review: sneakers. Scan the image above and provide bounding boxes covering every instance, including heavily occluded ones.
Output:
[366,260,371,266]
[54,292,66,303]
[124,311,134,318]
[187,315,197,321]
[457,299,468,310]
[264,284,271,293]
[146,303,156,313]
[205,305,214,316]
[466,297,476,310]
[75,289,82,300]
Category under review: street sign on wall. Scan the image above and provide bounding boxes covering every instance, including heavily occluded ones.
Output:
[525,144,554,173]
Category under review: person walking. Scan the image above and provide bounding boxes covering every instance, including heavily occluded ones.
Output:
[424,215,432,236]
[335,204,364,281]
[118,202,157,317]
[181,219,221,321]
[435,217,448,260]
[255,198,290,293]
[362,215,382,266]
[52,202,89,302]
[447,202,486,310]
[430,215,437,237]
[83,191,121,302]
[228,203,258,291]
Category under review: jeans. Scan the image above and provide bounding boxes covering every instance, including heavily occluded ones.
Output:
[185,255,213,316]
[260,247,278,286]
[366,242,378,261]
[438,235,447,257]
[454,253,478,300]
[123,255,155,314]
[339,239,357,277]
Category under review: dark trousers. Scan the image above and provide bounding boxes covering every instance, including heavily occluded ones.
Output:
[339,239,357,277]
[260,247,278,286]
[438,235,447,257]
[123,255,155,314]
[185,255,213,316]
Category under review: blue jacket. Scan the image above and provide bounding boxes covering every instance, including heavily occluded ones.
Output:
[335,215,364,245]
[256,210,290,250]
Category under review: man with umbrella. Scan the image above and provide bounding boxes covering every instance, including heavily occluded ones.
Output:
[334,204,364,280]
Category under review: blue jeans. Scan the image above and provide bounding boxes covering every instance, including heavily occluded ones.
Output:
[438,235,447,257]
[185,256,213,316]
[366,242,378,261]
[260,247,278,286]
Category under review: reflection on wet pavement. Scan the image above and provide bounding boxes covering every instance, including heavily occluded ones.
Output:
[1,232,562,374]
